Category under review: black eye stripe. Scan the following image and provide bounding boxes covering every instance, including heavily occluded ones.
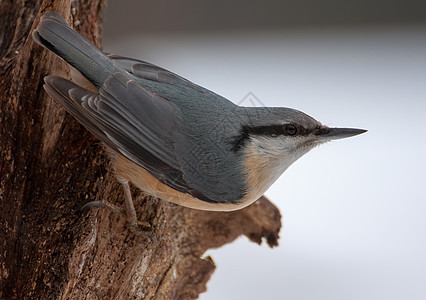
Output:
[242,124,301,137]
[231,124,314,152]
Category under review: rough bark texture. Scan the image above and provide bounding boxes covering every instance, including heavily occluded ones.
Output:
[0,1,281,299]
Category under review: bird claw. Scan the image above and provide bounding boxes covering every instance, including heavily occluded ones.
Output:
[81,200,155,242]
[129,224,158,245]
[137,219,151,229]
[81,200,125,216]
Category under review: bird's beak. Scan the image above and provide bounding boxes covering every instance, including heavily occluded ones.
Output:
[317,127,367,141]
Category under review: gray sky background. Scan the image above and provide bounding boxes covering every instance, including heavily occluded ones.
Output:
[103,1,426,299]
[103,0,426,37]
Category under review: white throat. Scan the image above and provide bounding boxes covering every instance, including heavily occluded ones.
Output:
[242,135,316,201]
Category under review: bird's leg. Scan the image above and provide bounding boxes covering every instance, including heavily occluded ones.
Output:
[81,176,154,241]
[116,176,152,232]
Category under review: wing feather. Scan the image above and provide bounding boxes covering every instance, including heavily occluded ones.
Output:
[108,54,192,86]
[44,62,246,203]
[44,74,190,192]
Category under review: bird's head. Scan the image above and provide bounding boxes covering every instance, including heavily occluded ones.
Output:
[238,106,366,161]
[234,106,366,200]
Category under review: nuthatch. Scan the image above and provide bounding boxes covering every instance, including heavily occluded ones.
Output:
[33,12,366,234]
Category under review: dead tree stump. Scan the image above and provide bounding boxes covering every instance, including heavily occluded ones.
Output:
[0,1,281,298]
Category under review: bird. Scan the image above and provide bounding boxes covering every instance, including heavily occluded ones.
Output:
[32,12,366,235]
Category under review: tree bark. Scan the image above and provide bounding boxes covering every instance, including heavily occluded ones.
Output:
[0,1,281,299]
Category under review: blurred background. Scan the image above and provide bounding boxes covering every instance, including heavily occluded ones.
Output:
[102,1,426,299]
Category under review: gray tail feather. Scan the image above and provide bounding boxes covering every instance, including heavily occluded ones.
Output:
[32,12,119,88]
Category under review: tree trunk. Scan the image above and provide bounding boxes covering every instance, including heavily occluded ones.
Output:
[0,1,281,299]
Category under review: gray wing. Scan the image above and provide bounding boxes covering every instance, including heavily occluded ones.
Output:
[106,56,248,203]
[44,73,190,193]
[44,72,243,203]
[108,54,193,86]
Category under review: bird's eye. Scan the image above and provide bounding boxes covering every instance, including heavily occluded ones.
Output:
[284,124,298,135]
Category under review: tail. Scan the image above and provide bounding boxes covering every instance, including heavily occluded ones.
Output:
[32,12,119,88]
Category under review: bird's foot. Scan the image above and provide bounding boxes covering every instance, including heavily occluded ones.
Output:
[81,199,155,243]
